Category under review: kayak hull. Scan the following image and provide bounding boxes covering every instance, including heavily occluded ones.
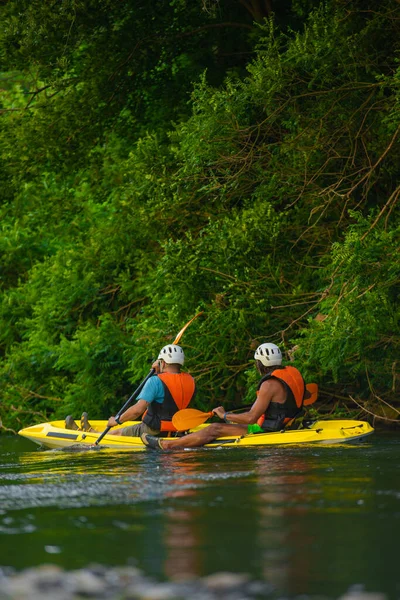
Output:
[18,419,374,450]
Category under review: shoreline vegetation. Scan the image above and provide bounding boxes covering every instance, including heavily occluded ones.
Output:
[0,1,399,432]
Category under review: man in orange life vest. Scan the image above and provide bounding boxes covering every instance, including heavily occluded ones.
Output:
[65,344,196,438]
[141,342,305,450]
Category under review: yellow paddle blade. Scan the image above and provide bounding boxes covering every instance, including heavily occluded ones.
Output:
[172,312,204,344]
[172,408,213,431]
[304,383,318,406]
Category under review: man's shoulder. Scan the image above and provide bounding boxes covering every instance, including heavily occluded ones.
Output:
[143,375,164,391]
[259,376,285,390]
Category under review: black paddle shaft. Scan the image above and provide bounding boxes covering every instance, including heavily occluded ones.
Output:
[95,368,155,445]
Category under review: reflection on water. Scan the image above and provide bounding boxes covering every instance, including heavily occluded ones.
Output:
[0,434,399,599]
[1,447,253,511]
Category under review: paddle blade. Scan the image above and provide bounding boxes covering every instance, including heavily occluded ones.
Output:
[172,312,204,344]
[304,383,318,406]
[172,408,213,431]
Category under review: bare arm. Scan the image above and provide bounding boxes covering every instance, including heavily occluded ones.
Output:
[107,399,148,427]
[213,379,285,424]
[107,362,163,427]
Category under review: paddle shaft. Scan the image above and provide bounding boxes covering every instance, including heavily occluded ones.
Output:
[95,368,155,445]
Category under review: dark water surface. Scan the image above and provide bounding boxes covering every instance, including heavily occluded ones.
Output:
[0,433,399,598]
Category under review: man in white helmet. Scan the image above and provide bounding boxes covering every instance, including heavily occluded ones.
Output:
[65,344,196,437]
[141,342,305,450]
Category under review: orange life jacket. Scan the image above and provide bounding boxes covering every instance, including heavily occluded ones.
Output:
[142,372,196,432]
[256,366,305,431]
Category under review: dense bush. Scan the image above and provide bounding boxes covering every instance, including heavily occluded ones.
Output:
[0,0,399,430]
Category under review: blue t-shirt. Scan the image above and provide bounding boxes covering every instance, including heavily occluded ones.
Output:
[138,376,165,404]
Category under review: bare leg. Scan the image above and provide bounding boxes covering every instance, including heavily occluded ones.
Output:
[160,423,248,450]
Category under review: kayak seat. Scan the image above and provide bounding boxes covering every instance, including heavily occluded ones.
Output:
[159,430,187,438]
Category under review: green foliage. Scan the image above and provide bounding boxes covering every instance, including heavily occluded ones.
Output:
[295,216,400,392]
[0,0,399,429]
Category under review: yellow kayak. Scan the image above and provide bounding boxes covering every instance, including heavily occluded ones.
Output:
[18,418,374,450]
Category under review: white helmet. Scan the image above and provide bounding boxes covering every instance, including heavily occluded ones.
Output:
[157,344,185,365]
[254,343,282,367]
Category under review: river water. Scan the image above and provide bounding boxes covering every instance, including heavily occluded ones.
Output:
[0,432,399,599]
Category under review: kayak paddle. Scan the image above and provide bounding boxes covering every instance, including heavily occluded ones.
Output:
[172,382,319,432]
[95,312,203,445]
